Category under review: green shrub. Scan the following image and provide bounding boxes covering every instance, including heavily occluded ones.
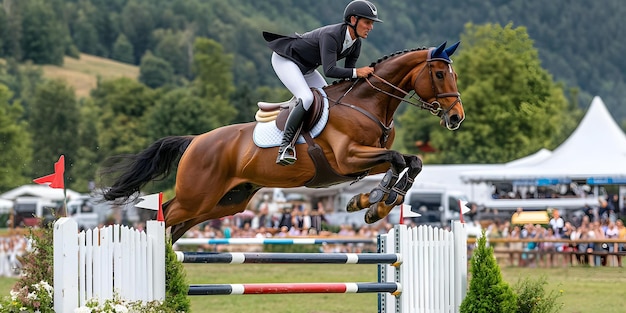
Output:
[514,276,563,313]
[165,237,191,312]
[460,231,517,313]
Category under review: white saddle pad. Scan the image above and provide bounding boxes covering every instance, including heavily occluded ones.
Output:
[253,88,329,148]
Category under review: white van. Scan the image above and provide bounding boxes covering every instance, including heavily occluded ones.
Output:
[66,196,112,230]
[403,188,468,226]
[402,186,483,237]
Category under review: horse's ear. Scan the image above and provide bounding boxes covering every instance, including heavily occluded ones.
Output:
[444,41,460,57]
[432,41,447,58]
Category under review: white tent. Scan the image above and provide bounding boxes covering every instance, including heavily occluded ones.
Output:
[460,96,626,183]
[0,184,82,201]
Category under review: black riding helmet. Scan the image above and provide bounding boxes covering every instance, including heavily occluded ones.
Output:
[343,0,383,23]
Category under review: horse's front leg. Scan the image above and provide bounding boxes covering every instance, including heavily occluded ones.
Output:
[345,150,406,213]
[364,154,422,223]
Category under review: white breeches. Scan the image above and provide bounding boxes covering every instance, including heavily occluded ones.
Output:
[271,52,327,110]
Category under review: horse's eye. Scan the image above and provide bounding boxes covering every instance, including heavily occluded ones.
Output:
[436,71,444,79]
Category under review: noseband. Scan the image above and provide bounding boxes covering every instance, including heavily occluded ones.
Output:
[364,57,461,118]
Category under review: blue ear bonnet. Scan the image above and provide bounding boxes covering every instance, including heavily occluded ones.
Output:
[430,41,460,61]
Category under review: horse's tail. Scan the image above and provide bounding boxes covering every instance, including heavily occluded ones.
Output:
[101,135,195,201]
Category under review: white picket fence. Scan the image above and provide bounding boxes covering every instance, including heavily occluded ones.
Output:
[379,222,468,312]
[53,218,165,313]
[53,218,467,313]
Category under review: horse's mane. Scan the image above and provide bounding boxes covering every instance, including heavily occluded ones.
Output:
[329,46,428,86]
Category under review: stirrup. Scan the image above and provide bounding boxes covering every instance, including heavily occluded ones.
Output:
[276,145,297,166]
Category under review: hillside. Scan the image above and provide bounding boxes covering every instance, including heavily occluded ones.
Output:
[40,54,139,98]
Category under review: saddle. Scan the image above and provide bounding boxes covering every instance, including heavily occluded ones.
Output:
[256,89,364,188]
[256,88,325,132]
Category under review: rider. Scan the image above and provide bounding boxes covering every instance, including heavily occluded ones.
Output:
[264,0,382,165]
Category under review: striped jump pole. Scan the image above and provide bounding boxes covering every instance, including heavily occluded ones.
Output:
[174,237,377,246]
[188,282,402,296]
[176,251,402,265]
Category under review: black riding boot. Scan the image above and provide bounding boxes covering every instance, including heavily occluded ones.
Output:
[276,99,307,165]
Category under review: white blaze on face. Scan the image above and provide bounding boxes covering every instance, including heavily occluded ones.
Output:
[448,64,453,73]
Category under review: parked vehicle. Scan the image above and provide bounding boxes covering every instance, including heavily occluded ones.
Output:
[12,197,59,227]
[66,196,104,230]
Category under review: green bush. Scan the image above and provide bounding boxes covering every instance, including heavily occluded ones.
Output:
[460,231,517,313]
[165,237,191,312]
[514,276,563,313]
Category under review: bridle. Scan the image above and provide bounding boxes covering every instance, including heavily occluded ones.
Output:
[328,52,462,146]
[363,56,462,119]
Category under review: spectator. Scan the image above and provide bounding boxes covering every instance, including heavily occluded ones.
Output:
[549,209,565,237]
[605,220,619,266]
[508,225,523,266]
[598,197,615,222]
[311,202,328,234]
[589,221,606,266]
[608,194,620,217]
[540,228,557,268]
[278,206,293,230]
[572,224,590,265]
[616,219,625,267]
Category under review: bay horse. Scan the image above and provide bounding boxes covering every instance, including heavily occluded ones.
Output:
[102,41,465,242]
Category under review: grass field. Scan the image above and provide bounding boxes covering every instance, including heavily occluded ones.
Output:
[1,264,624,313]
[40,54,139,98]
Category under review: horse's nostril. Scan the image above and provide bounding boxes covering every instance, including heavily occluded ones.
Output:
[449,114,461,124]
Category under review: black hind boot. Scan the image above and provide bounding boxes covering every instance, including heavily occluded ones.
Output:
[276,99,307,165]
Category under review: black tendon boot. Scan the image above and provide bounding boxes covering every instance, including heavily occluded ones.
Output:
[276,98,307,165]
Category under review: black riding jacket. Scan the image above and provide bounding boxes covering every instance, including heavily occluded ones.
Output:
[264,23,361,78]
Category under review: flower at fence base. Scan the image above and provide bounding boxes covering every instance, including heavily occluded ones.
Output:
[0,280,55,313]
[114,304,129,313]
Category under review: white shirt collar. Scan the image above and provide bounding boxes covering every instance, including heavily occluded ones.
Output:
[342,29,356,53]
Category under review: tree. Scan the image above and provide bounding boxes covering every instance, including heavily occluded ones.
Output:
[460,231,517,313]
[120,0,154,63]
[192,37,234,100]
[189,37,236,126]
[111,33,134,64]
[153,28,194,79]
[71,98,102,193]
[0,84,32,191]
[29,79,80,186]
[139,51,175,89]
[92,77,155,156]
[399,23,580,164]
[71,8,100,55]
[20,0,65,65]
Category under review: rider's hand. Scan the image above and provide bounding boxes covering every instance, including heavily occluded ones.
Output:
[356,66,374,78]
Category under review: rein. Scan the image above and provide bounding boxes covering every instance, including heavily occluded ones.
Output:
[326,55,462,146]
[365,57,461,119]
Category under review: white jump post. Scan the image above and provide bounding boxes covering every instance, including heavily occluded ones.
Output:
[380,221,467,313]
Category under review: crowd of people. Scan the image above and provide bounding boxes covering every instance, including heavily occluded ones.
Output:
[481,195,626,267]
[0,234,29,277]
[174,196,393,253]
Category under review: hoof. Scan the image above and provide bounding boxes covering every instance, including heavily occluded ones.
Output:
[346,194,363,212]
[365,206,381,224]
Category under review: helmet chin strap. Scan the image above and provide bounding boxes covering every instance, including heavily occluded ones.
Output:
[347,17,361,39]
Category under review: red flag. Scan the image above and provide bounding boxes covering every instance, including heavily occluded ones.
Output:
[157,192,164,222]
[33,155,65,189]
